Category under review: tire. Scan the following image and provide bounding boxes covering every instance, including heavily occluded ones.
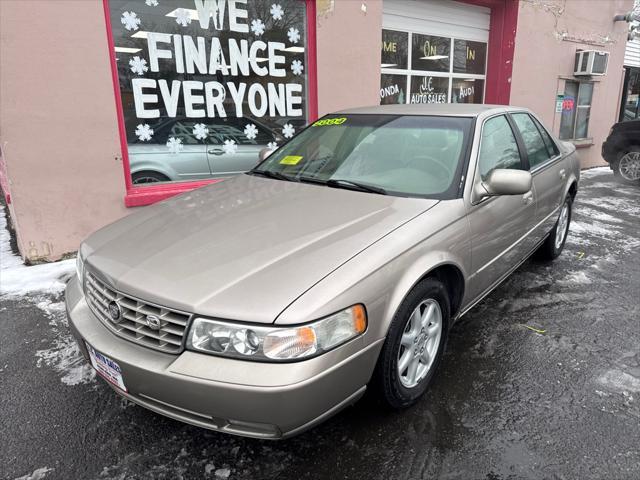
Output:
[132,171,170,184]
[537,194,572,261]
[373,278,450,409]
[613,147,640,184]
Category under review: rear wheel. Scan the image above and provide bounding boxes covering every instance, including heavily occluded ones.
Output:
[132,171,170,184]
[537,194,572,261]
[374,278,449,409]
[614,147,640,184]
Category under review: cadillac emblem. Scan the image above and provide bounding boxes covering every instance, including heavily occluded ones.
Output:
[145,315,162,331]
[108,301,121,323]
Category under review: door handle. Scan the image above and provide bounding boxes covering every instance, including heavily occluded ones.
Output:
[522,191,534,205]
[208,149,224,155]
[559,169,566,179]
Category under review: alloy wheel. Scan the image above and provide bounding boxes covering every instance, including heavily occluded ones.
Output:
[132,176,162,184]
[555,201,570,250]
[397,299,442,388]
[619,152,640,181]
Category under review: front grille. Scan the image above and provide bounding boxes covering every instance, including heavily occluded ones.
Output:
[85,271,191,354]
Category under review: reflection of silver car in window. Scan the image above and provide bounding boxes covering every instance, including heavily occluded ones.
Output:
[128,118,280,184]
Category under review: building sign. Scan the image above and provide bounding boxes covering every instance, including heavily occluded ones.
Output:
[409,76,448,104]
[381,30,408,69]
[107,0,309,185]
[380,29,487,106]
[451,78,484,104]
[411,34,450,72]
[453,39,486,74]
[380,74,406,104]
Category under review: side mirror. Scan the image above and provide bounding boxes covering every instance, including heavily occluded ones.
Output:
[258,148,273,162]
[476,169,532,198]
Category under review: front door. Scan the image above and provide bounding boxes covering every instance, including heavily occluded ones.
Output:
[465,114,537,303]
[207,118,276,177]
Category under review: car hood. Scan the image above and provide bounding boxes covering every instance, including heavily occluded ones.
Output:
[84,174,438,323]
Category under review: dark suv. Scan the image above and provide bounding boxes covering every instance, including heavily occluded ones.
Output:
[602,119,640,183]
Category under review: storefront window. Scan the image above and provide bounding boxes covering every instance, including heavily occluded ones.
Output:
[380,29,486,106]
[452,78,484,104]
[559,81,593,140]
[411,34,450,72]
[452,40,486,74]
[409,76,448,104]
[381,29,409,69]
[380,73,407,104]
[107,0,309,185]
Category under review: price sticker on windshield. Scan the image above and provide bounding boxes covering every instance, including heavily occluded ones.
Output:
[280,155,303,165]
[312,117,347,127]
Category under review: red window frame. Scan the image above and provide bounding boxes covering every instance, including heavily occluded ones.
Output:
[459,0,519,105]
[102,0,318,207]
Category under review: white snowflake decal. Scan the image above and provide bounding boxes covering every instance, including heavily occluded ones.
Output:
[175,8,192,27]
[270,4,284,20]
[244,124,258,140]
[135,124,154,141]
[223,139,238,155]
[166,137,184,154]
[145,0,158,6]
[287,27,300,44]
[250,19,265,36]
[192,123,209,140]
[290,59,304,76]
[282,123,295,139]
[121,11,141,31]
[128,56,148,76]
[267,142,278,150]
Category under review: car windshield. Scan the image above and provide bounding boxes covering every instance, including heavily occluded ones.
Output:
[252,114,473,198]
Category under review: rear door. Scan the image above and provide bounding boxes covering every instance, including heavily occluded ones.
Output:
[465,114,538,303]
[510,112,566,240]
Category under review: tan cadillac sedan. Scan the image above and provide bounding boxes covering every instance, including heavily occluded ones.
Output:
[66,104,580,439]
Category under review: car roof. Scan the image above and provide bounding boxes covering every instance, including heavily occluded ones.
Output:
[336,103,527,117]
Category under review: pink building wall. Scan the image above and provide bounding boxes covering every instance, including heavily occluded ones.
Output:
[0,0,128,262]
[510,0,632,168]
[316,0,383,115]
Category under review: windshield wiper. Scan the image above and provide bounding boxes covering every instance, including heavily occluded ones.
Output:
[247,170,297,182]
[326,179,388,195]
[297,175,327,185]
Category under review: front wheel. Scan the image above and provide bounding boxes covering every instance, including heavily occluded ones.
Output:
[536,194,572,261]
[373,278,450,409]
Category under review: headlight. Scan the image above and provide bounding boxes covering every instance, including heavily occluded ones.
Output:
[186,305,367,362]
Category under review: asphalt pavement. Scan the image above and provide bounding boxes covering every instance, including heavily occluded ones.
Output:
[1,167,639,480]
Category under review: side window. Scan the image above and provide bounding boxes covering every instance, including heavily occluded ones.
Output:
[531,116,560,158]
[168,121,200,145]
[511,113,551,168]
[478,115,522,180]
[208,119,275,146]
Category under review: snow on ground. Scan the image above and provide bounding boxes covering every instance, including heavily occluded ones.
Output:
[34,298,96,386]
[0,205,75,297]
[13,467,53,480]
[1,203,94,386]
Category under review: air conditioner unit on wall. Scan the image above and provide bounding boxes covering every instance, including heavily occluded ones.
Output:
[574,50,609,76]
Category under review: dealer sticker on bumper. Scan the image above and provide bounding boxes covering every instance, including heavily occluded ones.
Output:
[85,342,127,392]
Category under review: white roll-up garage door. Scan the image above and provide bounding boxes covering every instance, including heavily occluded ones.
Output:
[380,0,491,105]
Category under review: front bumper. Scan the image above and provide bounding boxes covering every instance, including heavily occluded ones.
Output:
[65,277,383,439]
